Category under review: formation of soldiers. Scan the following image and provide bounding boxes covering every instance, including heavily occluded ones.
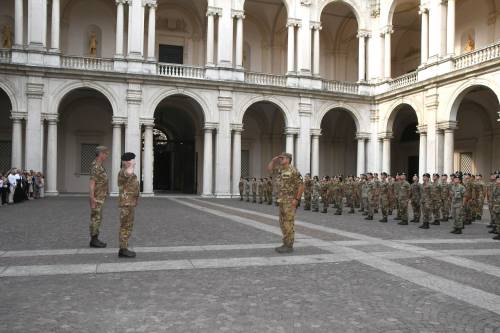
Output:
[239,170,500,239]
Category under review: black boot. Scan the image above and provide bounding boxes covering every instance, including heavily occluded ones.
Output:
[431,220,440,225]
[487,224,495,228]
[398,220,409,225]
[90,235,107,248]
[493,234,500,240]
[412,217,420,223]
[349,209,355,214]
[275,245,293,254]
[118,248,136,258]
[304,207,311,211]
[476,215,482,221]
[419,222,430,229]
[365,215,373,221]
[394,217,401,221]
[379,217,388,223]
[488,229,498,234]
[321,209,327,213]
[388,210,393,215]
[312,209,319,212]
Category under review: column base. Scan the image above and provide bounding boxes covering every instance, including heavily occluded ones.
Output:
[109,192,119,197]
[201,193,215,198]
[44,191,59,197]
[141,192,154,197]
[214,193,232,198]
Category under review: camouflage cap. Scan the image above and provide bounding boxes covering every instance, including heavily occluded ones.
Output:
[95,146,109,154]
[280,152,293,160]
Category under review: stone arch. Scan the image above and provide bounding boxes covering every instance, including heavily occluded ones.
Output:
[316,0,366,30]
[242,0,290,17]
[314,102,362,132]
[447,79,500,123]
[0,80,18,113]
[237,95,292,127]
[383,99,422,133]
[51,81,118,116]
[147,88,211,123]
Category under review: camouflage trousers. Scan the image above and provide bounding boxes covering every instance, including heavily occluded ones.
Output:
[468,199,477,219]
[354,193,360,208]
[464,201,473,221]
[119,206,135,249]
[422,201,432,223]
[334,195,343,213]
[239,190,243,200]
[312,194,319,211]
[89,200,105,237]
[361,197,368,212]
[451,204,464,229]
[252,192,257,203]
[245,192,250,202]
[367,197,376,216]
[395,199,401,218]
[279,201,296,247]
[268,191,273,204]
[399,199,409,221]
[489,202,496,224]
[441,199,450,219]
[411,200,421,221]
[258,194,263,204]
[322,196,329,212]
[346,194,353,210]
[494,205,500,232]
[432,200,441,220]
[304,193,312,210]
[477,196,485,217]
[380,196,390,218]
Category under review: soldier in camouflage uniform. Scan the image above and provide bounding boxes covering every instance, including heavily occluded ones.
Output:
[410,175,422,223]
[378,172,390,223]
[238,177,244,201]
[258,178,264,204]
[487,173,497,229]
[267,177,273,205]
[268,152,304,253]
[332,176,344,215]
[431,174,442,225]
[474,174,485,220]
[244,178,250,202]
[303,173,312,211]
[117,152,140,258]
[491,175,500,240]
[393,174,402,220]
[354,176,361,209]
[365,173,376,220]
[419,173,433,229]
[440,174,451,222]
[450,173,466,235]
[388,175,395,215]
[89,146,110,248]
[345,176,355,214]
[311,176,320,212]
[463,174,474,224]
[320,176,330,213]
[361,174,369,215]
[397,173,411,225]
[373,173,380,214]
[251,178,257,203]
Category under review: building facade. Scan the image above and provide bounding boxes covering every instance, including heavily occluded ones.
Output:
[0,0,499,196]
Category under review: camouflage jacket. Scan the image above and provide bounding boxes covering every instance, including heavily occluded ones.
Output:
[421,182,432,203]
[451,183,465,206]
[89,159,108,201]
[440,181,451,201]
[431,181,442,201]
[312,180,320,197]
[398,181,411,201]
[118,168,139,207]
[276,165,302,203]
[304,178,313,195]
[379,180,390,199]
[410,182,422,202]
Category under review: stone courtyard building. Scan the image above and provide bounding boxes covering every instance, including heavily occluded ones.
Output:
[0,0,499,196]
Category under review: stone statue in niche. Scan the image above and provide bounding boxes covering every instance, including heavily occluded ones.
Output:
[2,25,12,49]
[464,34,475,52]
[89,32,97,56]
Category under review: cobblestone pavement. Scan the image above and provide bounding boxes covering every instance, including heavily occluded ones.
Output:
[1,196,500,332]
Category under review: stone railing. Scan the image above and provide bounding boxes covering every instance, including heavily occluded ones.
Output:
[388,70,418,90]
[0,49,11,63]
[322,80,359,94]
[454,41,500,69]
[245,72,287,87]
[157,63,205,79]
[61,55,114,71]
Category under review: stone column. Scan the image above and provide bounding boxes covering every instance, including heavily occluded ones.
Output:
[233,11,245,69]
[125,85,142,180]
[446,0,455,56]
[356,134,367,176]
[50,0,60,51]
[357,30,368,82]
[111,117,125,195]
[286,20,297,74]
[420,6,429,64]
[10,112,24,169]
[310,129,321,177]
[297,102,311,175]
[28,0,47,48]
[440,121,457,176]
[231,124,243,196]
[40,118,45,173]
[381,133,392,174]
[202,124,216,196]
[285,127,297,156]
[383,26,393,79]
[45,114,58,195]
[417,125,427,178]
[147,1,157,61]
[115,0,126,57]
[127,0,145,59]
[206,8,218,66]
[142,118,154,196]
[25,82,44,171]
[215,94,232,197]
[311,22,321,76]
[15,0,23,46]
[436,129,444,174]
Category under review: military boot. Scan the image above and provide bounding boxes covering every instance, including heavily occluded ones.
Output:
[476,215,482,221]
[312,209,319,212]
[362,211,368,216]
[349,208,355,214]
[275,245,293,254]
[412,217,420,223]
[450,228,462,234]
[388,210,393,215]
[493,234,500,240]
[488,229,498,234]
[304,206,311,211]
[379,217,388,223]
[398,220,408,225]
[365,215,373,220]
[487,223,495,228]
[394,216,401,221]
[321,208,327,213]
[419,222,430,229]
[118,248,136,258]
[90,235,107,248]
[431,220,440,225]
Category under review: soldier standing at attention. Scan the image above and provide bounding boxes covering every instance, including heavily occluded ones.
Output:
[251,177,257,203]
[450,173,466,235]
[267,177,273,205]
[311,176,320,212]
[244,178,251,202]
[365,173,375,221]
[431,174,442,225]
[361,174,369,215]
[387,175,395,215]
[238,177,244,201]
[440,174,451,222]
[419,173,433,229]
[475,174,485,220]
[463,174,474,224]
[320,176,330,213]
[268,153,304,253]
[303,173,312,210]
[491,174,500,240]
[378,172,390,223]
[410,175,422,223]
[487,173,497,229]
[257,178,264,204]
[117,152,140,258]
[345,176,355,214]
[333,176,344,215]
[393,174,402,220]
[89,146,110,248]
[397,173,411,225]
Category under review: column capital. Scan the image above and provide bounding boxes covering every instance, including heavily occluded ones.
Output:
[207,6,222,17]
[378,131,393,140]
[140,117,155,127]
[418,5,429,15]
[112,116,127,125]
[115,0,129,5]
[284,127,300,135]
[204,122,218,131]
[231,9,245,19]
[310,128,322,137]
[230,123,244,132]
[10,111,27,121]
[380,25,393,36]
[438,121,458,131]
[300,0,312,7]
[357,29,370,38]
[43,113,59,123]
[310,21,322,31]
[144,0,157,8]
[416,124,428,134]
[355,132,370,140]
[286,18,301,28]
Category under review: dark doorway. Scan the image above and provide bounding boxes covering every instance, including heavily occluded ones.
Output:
[159,44,184,64]
[407,156,419,182]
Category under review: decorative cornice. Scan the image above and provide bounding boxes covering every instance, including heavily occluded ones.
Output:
[378,131,393,140]
[112,116,127,125]
[230,123,244,132]
[207,6,222,17]
[355,132,370,140]
[231,9,245,19]
[43,113,59,122]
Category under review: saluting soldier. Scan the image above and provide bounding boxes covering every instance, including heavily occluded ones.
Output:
[117,152,140,258]
[303,173,312,211]
[238,177,244,201]
[89,146,110,248]
[378,172,390,223]
[419,173,433,229]
[410,175,422,223]
[397,173,411,225]
[450,173,466,235]
[268,153,304,253]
